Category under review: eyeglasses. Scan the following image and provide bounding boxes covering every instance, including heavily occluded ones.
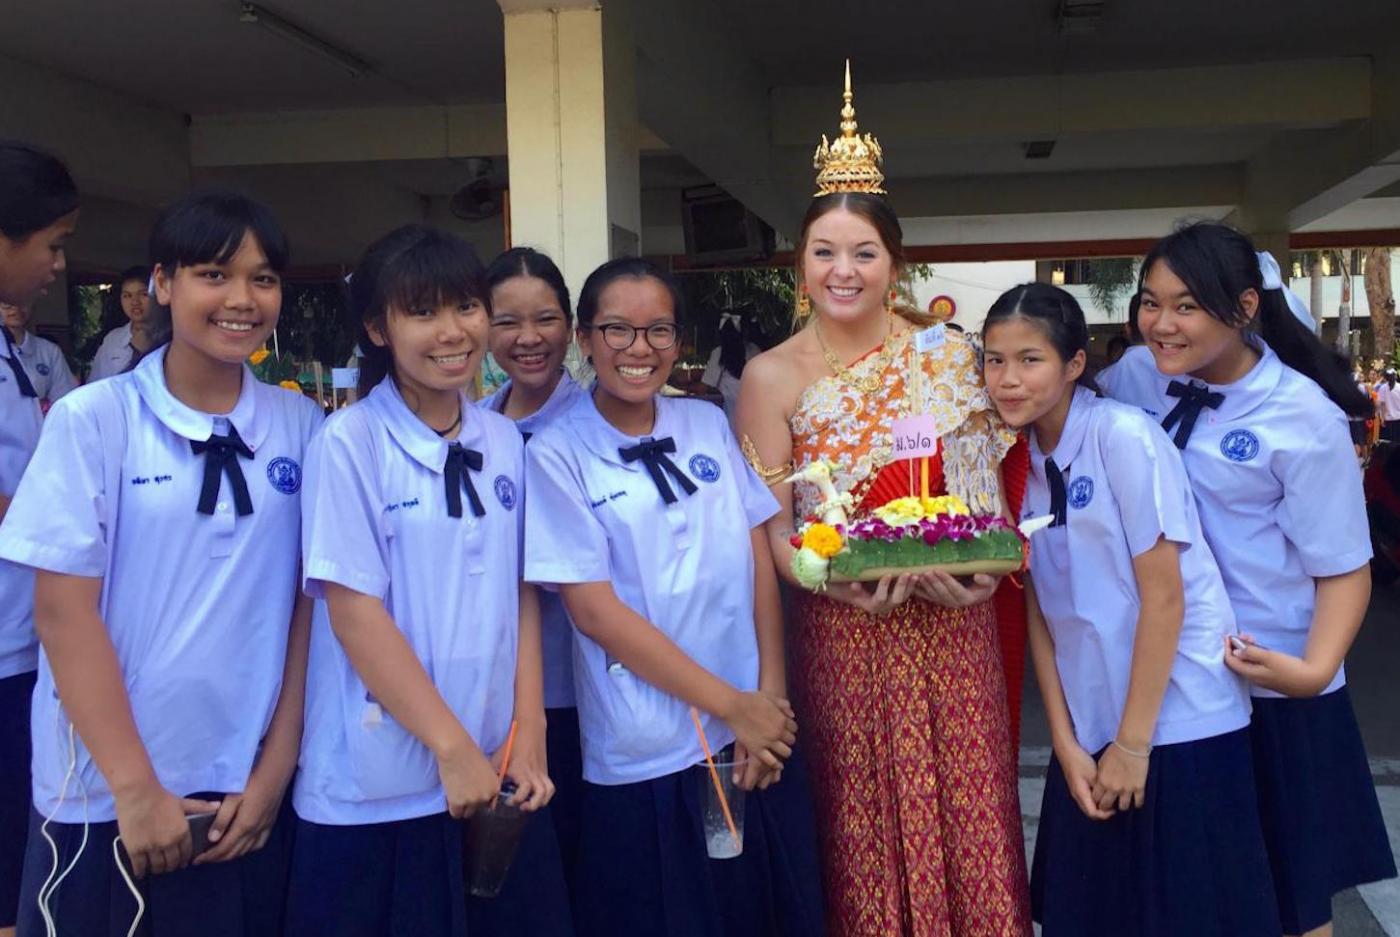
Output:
[588,321,679,351]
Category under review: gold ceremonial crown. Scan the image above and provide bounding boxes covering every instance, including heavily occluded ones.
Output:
[812,60,886,196]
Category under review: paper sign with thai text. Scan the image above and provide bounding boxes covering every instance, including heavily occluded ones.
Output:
[914,324,946,353]
[891,414,939,459]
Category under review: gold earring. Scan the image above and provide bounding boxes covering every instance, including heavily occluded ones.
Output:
[886,287,898,314]
[796,286,812,319]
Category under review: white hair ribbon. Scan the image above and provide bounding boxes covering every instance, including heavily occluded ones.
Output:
[1256,251,1318,334]
[718,311,742,330]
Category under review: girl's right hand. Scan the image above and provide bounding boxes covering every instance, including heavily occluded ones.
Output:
[113,781,220,878]
[724,691,797,772]
[1055,741,1114,821]
[826,574,917,617]
[436,737,501,819]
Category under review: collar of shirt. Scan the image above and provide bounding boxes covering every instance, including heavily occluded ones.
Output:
[483,371,583,436]
[131,344,270,451]
[569,388,677,471]
[365,376,487,474]
[1143,335,1283,423]
[1030,384,1096,475]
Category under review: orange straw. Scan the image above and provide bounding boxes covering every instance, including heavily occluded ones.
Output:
[496,719,519,785]
[490,719,519,812]
[689,707,741,852]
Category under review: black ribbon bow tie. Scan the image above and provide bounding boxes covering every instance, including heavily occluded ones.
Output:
[1045,457,1068,528]
[444,443,486,518]
[1161,380,1225,449]
[2,330,36,399]
[619,436,698,505]
[190,427,254,516]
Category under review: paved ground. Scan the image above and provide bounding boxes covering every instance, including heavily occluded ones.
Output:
[1018,578,1400,935]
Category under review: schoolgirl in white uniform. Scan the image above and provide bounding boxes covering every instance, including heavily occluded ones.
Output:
[983,283,1278,936]
[479,246,589,899]
[1,304,76,405]
[0,189,321,937]
[0,141,79,937]
[286,225,571,937]
[88,267,155,382]
[524,258,823,937]
[1097,222,1394,937]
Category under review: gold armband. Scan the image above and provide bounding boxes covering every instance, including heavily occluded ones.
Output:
[741,435,795,486]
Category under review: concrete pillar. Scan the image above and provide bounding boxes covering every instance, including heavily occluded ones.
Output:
[500,1,641,295]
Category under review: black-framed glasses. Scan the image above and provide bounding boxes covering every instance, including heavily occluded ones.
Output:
[589,321,679,351]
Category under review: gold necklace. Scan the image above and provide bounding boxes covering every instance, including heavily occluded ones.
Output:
[814,315,894,395]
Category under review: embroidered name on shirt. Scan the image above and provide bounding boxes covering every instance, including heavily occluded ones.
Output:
[385,498,421,512]
[589,491,628,508]
[130,475,174,486]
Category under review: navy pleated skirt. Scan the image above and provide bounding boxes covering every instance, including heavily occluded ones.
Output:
[284,804,574,937]
[1031,728,1280,937]
[0,670,36,928]
[15,792,294,937]
[574,746,825,937]
[546,706,583,907]
[1250,687,1397,933]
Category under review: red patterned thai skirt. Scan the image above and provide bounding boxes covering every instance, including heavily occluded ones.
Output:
[791,592,1032,936]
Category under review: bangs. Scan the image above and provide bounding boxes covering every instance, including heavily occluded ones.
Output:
[376,233,487,316]
[150,189,289,273]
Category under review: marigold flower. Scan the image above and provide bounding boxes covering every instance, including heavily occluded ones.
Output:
[278,379,302,392]
[802,522,844,558]
[249,348,270,366]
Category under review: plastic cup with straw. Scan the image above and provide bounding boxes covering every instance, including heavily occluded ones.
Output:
[691,707,745,859]
[463,719,526,898]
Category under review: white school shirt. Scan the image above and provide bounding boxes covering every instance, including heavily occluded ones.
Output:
[1098,342,1370,697]
[0,346,323,821]
[13,331,77,402]
[0,337,44,678]
[479,371,587,710]
[1379,382,1400,421]
[1024,386,1250,753]
[524,391,778,786]
[296,377,524,825]
[88,323,136,381]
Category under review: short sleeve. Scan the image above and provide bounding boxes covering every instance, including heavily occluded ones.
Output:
[1100,412,1195,557]
[301,418,390,600]
[523,435,611,585]
[718,412,779,528]
[1276,410,1371,577]
[46,350,78,401]
[0,392,113,577]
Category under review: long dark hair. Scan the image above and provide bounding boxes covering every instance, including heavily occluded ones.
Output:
[348,224,488,396]
[0,141,78,240]
[982,282,1097,390]
[143,189,289,355]
[576,257,684,329]
[1138,222,1370,417]
[718,315,746,379]
[484,246,572,326]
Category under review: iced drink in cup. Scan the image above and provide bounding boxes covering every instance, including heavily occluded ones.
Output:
[697,754,748,860]
[463,785,528,898]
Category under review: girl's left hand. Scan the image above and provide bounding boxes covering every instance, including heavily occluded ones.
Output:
[1091,743,1149,812]
[732,741,782,792]
[912,571,1000,609]
[195,759,291,864]
[1223,634,1330,697]
[496,721,554,812]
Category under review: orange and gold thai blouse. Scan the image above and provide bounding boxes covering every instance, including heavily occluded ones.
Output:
[789,327,1016,519]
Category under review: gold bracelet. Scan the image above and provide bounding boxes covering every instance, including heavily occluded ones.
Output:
[740,435,794,485]
[1111,739,1152,759]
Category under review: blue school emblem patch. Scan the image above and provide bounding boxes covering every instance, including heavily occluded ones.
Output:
[266,457,302,494]
[688,454,721,483]
[494,474,517,510]
[1068,476,1094,509]
[36,363,50,376]
[1220,429,1260,463]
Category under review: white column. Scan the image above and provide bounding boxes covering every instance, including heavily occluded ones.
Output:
[500,1,640,295]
